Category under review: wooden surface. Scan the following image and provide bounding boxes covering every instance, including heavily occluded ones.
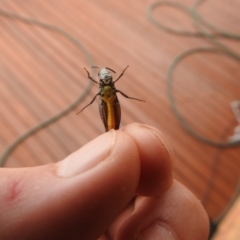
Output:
[0,0,240,225]
[213,196,240,240]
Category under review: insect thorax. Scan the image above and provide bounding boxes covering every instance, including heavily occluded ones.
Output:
[100,85,117,103]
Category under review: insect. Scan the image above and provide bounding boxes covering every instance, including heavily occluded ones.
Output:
[76,65,145,132]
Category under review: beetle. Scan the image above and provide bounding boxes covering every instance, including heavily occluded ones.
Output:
[76,65,145,131]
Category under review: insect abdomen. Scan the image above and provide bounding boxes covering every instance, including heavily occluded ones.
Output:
[100,86,120,131]
[106,102,116,130]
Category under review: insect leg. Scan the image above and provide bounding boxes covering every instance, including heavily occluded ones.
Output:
[76,93,100,114]
[116,90,146,102]
[84,67,98,84]
[113,65,129,83]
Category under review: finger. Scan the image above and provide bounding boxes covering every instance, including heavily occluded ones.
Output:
[0,130,140,240]
[113,181,209,240]
[122,123,174,196]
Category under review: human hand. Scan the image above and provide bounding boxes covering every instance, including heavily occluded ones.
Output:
[0,123,209,240]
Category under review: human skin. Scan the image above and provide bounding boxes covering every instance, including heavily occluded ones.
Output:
[0,123,209,240]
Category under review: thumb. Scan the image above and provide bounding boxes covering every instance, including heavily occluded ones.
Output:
[1,130,141,240]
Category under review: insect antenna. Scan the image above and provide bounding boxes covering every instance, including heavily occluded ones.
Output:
[91,66,100,69]
[105,67,116,73]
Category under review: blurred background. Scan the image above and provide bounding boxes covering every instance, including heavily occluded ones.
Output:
[0,0,239,239]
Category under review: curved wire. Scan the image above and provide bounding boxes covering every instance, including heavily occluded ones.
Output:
[147,0,240,147]
[0,8,94,167]
[167,47,240,147]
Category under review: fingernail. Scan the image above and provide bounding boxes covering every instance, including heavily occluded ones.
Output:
[141,125,173,154]
[56,130,116,177]
[141,223,177,240]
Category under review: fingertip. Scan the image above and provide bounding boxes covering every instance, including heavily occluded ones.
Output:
[122,123,174,196]
[161,181,210,240]
[56,129,142,205]
[115,180,209,240]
